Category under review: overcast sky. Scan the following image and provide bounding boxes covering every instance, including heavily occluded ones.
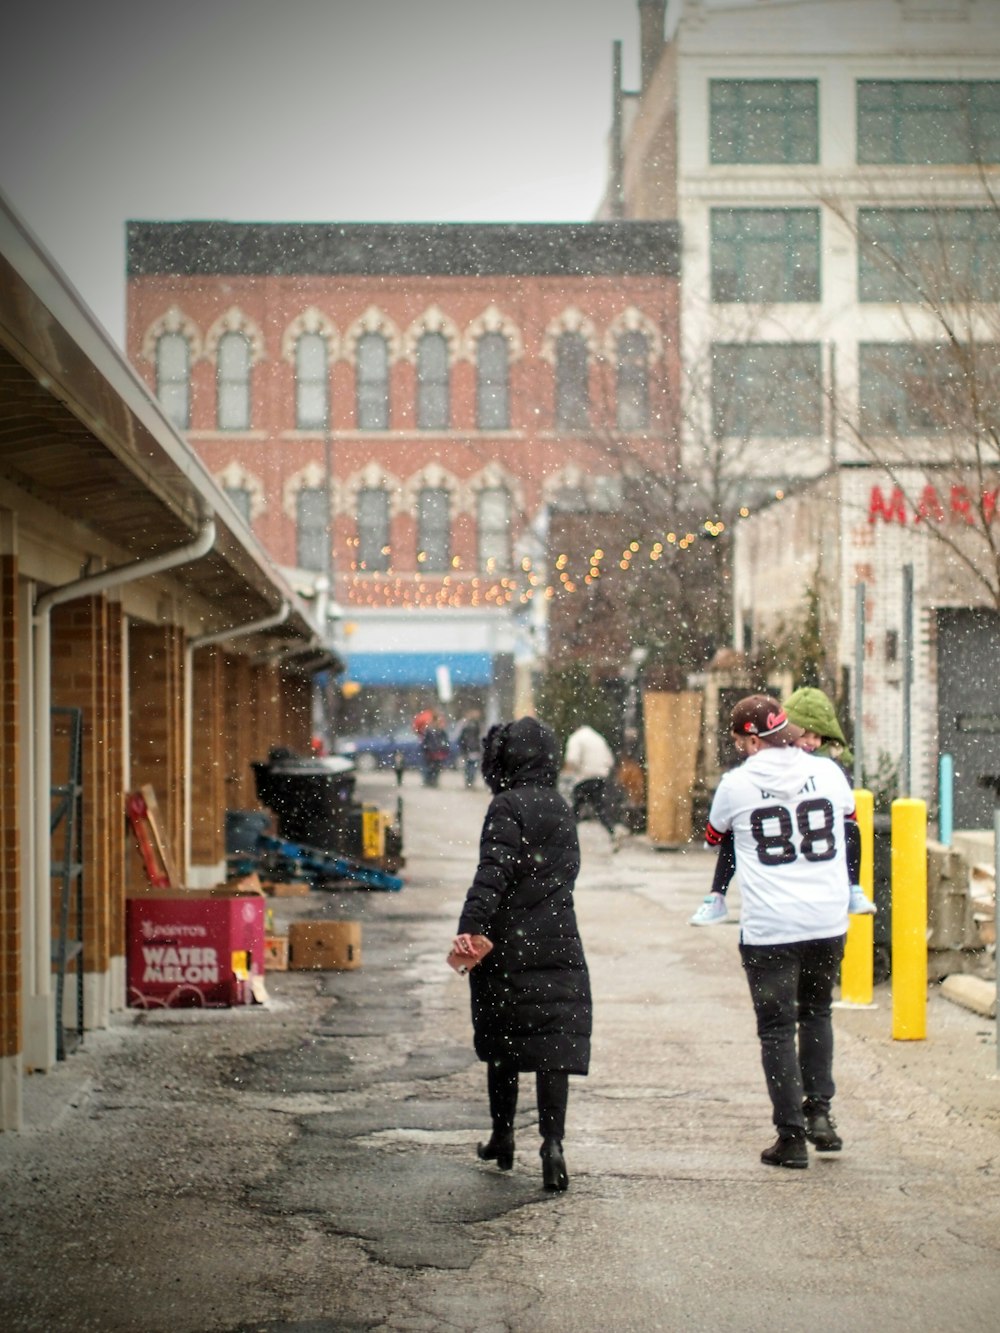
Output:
[0,0,641,346]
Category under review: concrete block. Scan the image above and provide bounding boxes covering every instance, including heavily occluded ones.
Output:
[939,974,996,1020]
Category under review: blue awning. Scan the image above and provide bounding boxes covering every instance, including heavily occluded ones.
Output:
[343,651,494,687]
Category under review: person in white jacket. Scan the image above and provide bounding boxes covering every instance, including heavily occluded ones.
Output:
[562,724,621,851]
[706,694,855,1170]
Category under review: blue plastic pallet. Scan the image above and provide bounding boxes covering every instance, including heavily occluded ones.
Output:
[255,833,404,892]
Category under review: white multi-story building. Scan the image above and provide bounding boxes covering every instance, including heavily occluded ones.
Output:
[609,0,1000,823]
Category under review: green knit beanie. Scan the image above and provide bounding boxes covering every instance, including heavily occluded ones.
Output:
[784,687,851,762]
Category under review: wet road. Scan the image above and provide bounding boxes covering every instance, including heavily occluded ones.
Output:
[1,769,999,1331]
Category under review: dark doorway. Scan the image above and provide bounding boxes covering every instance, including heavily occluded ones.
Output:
[937,607,1000,829]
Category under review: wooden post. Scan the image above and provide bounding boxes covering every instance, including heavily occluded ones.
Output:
[643,691,702,845]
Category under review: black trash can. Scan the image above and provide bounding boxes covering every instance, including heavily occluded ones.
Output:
[871,813,893,983]
[251,754,357,853]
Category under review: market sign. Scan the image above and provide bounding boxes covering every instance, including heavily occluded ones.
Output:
[868,484,1000,526]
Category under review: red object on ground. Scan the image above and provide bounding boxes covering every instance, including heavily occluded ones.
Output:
[126,892,265,1008]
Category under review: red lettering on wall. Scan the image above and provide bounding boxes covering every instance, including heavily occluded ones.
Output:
[868,486,907,525]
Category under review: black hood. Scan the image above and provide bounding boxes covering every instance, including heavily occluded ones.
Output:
[481,717,560,793]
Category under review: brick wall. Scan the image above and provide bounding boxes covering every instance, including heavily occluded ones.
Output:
[51,596,122,978]
[129,623,185,890]
[191,647,225,866]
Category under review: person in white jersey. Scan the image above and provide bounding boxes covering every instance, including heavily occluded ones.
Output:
[562,724,621,851]
[706,694,855,1169]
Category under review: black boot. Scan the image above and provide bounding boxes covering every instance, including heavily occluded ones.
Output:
[477,1131,514,1171]
[540,1137,568,1191]
[760,1133,808,1169]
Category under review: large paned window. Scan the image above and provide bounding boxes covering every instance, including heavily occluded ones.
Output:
[223,486,252,526]
[156,332,190,429]
[555,331,590,429]
[357,332,389,430]
[616,331,650,431]
[295,332,328,430]
[417,486,450,571]
[296,487,328,572]
[858,81,1000,165]
[417,332,450,429]
[477,332,510,429]
[712,343,823,438]
[711,208,821,303]
[476,487,511,574]
[858,342,1000,436]
[357,487,391,571]
[710,79,818,165]
[217,332,251,430]
[858,208,1000,303]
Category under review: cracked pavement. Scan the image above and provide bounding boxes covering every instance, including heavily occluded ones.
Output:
[1,770,999,1332]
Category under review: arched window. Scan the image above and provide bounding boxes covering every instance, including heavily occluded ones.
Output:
[357,332,389,429]
[296,487,328,572]
[223,486,252,526]
[555,331,590,430]
[417,331,450,429]
[217,332,251,430]
[156,332,190,429]
[477,487,511,574]
[295,332,328,430]
[477,332,509,430]
[357,488,391,572]
[417,487,450,571]
[616,331,649,431]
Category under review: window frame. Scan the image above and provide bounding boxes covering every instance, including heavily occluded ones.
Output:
[710,78,819,165]
[554,330,591,430]
[476,486,511,575]
[711,342,824,439]
[711,208,821,304]
[155,331,190,429]
[295,331,329,431]
[356,331,390,430]
[857,80,1000,166]
[476,332,510,430]
[357,486,391,573]
[295,486,329,573]
[216,331,251,431]
[858,207,1000,303]
[616,331,650,432]
[416,331,450,430]
[417,486,451,571]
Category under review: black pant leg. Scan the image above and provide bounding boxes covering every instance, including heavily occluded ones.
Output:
[740,942,806,1136]
[536,1070,569,1142]
[487,1061,519,1133]
[797,935,845,1114]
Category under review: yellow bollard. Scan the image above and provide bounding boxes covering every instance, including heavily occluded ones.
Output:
[891,797,927,1040]
[841,789,874,1005]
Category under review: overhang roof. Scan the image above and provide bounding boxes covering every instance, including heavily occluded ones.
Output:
[0,193,341,673]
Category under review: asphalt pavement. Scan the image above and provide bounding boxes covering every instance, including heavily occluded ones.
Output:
[1,768,999,1332]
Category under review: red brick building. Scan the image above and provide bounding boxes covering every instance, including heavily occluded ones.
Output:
[126,222,680,725]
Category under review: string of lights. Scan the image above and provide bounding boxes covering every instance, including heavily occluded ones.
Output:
[337,495,786,608]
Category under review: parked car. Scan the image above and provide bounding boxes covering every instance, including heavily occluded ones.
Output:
[333,731,458,773]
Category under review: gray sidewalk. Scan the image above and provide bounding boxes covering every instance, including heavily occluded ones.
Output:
[2,769,999,1332]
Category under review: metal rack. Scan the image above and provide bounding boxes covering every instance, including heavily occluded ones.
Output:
[50,706,84,1060]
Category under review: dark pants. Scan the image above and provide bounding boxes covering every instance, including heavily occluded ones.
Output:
[487,1061,569,1142]
[462,756,478,788]
[739,934,846,1138]
[572,777,616,838]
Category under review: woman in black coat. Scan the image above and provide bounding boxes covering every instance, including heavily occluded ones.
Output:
[450,716,592,1191]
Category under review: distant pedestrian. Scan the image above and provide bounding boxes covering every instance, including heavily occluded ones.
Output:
[562,723,621,851]
[705,694,855,1168]
[450,717,591,1192]
[421,713,450,788]
[456,710,483,788]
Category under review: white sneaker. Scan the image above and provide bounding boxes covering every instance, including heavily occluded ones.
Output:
[848,885,876,915]
[689,892,729,926]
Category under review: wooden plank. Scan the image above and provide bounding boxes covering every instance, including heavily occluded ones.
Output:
[140,784,180,889]
[644,691,702,845]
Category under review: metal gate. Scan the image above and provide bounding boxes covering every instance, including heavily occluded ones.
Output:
[936,608,1000,829]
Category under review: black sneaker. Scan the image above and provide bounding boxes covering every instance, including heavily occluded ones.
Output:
[805,1111,843,1152]
[761,1135,808,1169]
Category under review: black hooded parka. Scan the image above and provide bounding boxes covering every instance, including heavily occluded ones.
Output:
[457,717,592,1075]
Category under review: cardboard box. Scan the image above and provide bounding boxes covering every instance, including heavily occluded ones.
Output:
[264,935,289,971]
[288,920,361,971]
[126,890,265,1007]
[264,880,311,898]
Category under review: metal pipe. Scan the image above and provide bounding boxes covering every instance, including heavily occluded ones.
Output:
[30,517,215,1062]
[854,581,866,785]
[901,564,914,797]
